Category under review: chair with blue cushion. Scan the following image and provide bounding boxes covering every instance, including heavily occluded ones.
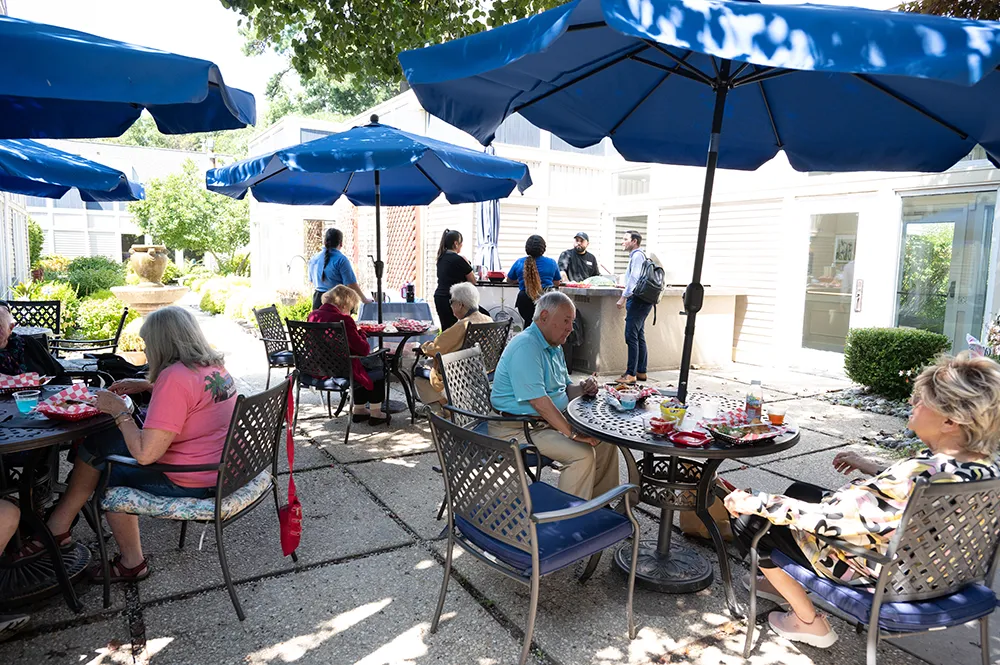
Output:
[286,319,386,445]
[743,476,1000,665]
[91,377,294,621]
[427,411,640,665]
[253,305,295,389]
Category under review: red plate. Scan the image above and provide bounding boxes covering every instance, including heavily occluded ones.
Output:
[36,405,101,422]
[668,430,712,447]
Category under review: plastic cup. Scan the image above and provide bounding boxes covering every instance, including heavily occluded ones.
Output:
[767,405,787,426]
[618,390,638,410]
[13,390,40,414]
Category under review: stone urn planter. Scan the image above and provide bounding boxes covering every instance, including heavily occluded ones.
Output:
[129,244,169,286]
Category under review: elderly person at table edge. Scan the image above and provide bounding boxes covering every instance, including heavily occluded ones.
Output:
[724,352,1000,649]
[308,285,390,426]
[489,291,617,500]
[16,306,238,583]
[0,306,26,375]
[415,282,492,406]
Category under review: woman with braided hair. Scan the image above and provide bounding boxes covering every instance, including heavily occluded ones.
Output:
[507,234,561,327]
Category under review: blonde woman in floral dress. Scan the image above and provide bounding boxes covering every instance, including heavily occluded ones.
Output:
[725,353,1000,648]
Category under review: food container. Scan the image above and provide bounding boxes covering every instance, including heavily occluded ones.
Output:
[487,271,506,284]
[647,416,674,436]
[618,390,638,410]
[659,401,687,423]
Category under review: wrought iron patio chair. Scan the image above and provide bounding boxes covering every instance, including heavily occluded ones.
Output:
[49,307,130,360]
[286,319,386,445]
[743,476,1000,665]
[253,305,294,389]
[428,412,640,665]
[5,300,61,336]
[411,318,512,390]
[91,376,295,621]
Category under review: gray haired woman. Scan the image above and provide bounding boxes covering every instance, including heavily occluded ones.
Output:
[18,306,239,584]
[415,282,493,405]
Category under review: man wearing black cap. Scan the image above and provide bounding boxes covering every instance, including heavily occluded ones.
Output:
[558,232,601,283]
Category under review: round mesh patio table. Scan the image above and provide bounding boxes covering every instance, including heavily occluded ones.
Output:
[0,384,118,612]
[566,391,800,616]
[365,325,437,419]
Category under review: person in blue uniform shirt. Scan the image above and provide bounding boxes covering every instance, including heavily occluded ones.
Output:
[308,228,372,310]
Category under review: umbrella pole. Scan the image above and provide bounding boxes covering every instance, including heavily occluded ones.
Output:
[374,170,384,323]
[677,61,731,404]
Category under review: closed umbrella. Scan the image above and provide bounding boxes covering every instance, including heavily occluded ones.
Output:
[399,0,1000,402]
[0,15,255,139]
[0,139,143,201]
[206,116,531,321]
[477,147,503,272]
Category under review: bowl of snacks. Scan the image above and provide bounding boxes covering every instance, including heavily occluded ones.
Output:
[647,417,674,436]
[358,322,386,334]
[704,422,784,446]
[659,399,687,423]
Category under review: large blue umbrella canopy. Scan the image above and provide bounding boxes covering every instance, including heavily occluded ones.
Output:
[0,15,255,140]
[399,0,1000,401]
[0,139,143,201]
[206,117,531,320]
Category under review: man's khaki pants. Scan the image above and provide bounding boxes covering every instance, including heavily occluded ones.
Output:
[488,421,619,500]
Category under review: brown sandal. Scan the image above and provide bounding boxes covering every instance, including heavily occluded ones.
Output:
[12,531,73,562]
[89,554,150,584]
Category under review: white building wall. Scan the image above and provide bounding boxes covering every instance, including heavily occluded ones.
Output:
[0,192,29,295]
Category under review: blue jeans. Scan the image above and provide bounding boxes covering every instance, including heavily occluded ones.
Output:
[625,297,653,376]
[75,428,215,499]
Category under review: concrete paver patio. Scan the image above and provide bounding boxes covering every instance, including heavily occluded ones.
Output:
[1,296,994,664]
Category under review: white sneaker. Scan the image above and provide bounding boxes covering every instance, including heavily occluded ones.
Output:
[768,610,839,648]
[0,613,29,643]
[741,572,788,606]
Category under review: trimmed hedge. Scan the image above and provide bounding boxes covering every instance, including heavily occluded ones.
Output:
[66,256,126,296]
[844,327,950,399]
[72,291,139,340]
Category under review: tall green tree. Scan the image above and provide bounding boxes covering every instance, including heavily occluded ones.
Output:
[899,0,999,20]
[222,0,563,83]
[99,114,255,158]
[264,71,398,125]
[128,160,250,270]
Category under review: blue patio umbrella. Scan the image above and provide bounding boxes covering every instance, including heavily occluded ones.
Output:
[399,0,1000,403]
[0,139,143,201]
[0,15,255,139]
[206,116,531,321]
[477,146,503,272]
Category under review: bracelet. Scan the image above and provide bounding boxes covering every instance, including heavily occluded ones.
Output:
[113,411,131,425]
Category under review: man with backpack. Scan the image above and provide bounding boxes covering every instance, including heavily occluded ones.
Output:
[617,230,663,383]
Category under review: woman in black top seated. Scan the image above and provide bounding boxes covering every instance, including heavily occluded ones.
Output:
[433,229,477,330]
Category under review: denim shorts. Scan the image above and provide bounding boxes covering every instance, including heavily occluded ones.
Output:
[76,427,215,500]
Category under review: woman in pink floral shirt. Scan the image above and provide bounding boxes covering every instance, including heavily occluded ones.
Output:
[725,354,1000,648]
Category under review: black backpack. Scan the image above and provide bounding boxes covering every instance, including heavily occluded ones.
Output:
[632,251,665,305]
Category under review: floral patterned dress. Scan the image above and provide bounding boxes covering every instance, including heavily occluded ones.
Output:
[732,449,1000,587]
[0,333,26,375]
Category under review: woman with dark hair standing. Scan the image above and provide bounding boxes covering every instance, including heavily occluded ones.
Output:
[433,229,477,330]
[307,227,371,310]
[506,235,562,326]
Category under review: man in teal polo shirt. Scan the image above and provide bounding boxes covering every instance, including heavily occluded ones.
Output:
[491,292,619,500]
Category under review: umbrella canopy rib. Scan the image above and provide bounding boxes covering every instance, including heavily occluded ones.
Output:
[852,75,969,140]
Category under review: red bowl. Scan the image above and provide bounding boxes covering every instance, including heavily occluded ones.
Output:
[487,271,505,278]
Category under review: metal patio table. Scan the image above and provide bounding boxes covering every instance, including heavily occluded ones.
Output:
[0,385,117,611]
[566,391,799,616]
[364,324,438,420]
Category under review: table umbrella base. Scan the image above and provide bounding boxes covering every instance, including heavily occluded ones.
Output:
[614,539,713,593]
[0,542,91,609]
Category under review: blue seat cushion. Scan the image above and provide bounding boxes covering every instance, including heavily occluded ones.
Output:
[455,481,633,576]
[415,365,432,379]
[298,374,349,391]
[268,350,294,366]
[486,370,496,382]
[772,550,998,632]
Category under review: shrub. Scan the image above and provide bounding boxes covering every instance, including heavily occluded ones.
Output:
[198,278,233,314]
[118,317,145,352]
[27,218,44,267]
[37,255,71,281]
[277,296,313,322]
[66,256,126,296]
[72,292,139,340]
[223,286,255,320]
[844,327,950,399]
[34,280,80,332]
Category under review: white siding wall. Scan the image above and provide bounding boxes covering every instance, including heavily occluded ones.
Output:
[422,201,476,300]
[497,204,540,271]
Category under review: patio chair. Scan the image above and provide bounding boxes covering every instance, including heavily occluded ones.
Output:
[252,305,294,389]
[5,300,61,336]
[91,377,295,621]
[411,318,512,389]
[743,476,1000,665]
[49,307,130,361]
[286,319,386,444]
[427,411,640,665]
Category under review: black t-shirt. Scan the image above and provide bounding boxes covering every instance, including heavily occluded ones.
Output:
[558,249,600,282]
[435,251,473,298]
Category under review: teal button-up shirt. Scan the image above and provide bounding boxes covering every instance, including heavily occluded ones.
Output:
[490,323,572,415]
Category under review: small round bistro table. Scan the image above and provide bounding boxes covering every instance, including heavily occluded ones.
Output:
[0,385,120,612]
[566,391,800,617]
[363,324,438,420]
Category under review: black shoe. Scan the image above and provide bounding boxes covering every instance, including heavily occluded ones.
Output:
[368,413,392,426]
[351,413,370,423]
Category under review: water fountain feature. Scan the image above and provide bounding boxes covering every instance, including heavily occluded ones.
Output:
[111,244,189,314]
